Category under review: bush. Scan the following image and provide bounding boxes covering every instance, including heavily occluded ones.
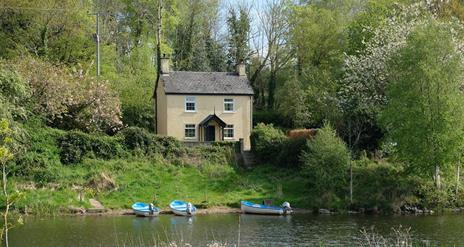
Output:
[119,127,184,157]
[58,130,125,164]
[277,137,308,168]
[352,157,420,211]
[251,123,287,163]
[122,104,154,130]
[300,123,350,206]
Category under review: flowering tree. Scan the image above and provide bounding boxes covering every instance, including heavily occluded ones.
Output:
[339,1,464,150]
[9,58,122,133]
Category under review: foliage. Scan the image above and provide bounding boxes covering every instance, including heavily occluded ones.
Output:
[300,123,350,207]
[250,123,287,163]
[380,21,464,181]
[226,6,250,67]
[172,0,226,71]
[118,127,184,158]
[8,57,123,133]
[339,1,464,151]
[58,131,125,164]
[276,137,307,168]
[0,66,31,120]
[352,157,420,211]
[253,110,290,128]
[276,78,311,128]
[0,0,94,65]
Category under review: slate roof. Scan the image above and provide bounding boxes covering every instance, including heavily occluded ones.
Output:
[161,71,254,95]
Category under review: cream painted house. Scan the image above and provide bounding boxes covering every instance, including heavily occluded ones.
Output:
[155,58,254,150]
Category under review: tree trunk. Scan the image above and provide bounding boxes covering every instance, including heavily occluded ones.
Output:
[435,165,441,189]
[267,71,277,109]
[456,159,461,197]
[2,163,9,247]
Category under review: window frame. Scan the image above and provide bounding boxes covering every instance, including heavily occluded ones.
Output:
[224,124,234,139]
[184,124,196,139]
[223,98,235,113]
[185,96,196,112]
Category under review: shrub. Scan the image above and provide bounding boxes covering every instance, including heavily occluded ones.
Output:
[250,123,287,163]
[300,123,350,206]
[352,157,420,211]
[277,137,308,168]
[58,130,125,164]
[122,104,154,130]
[119,127,183,157]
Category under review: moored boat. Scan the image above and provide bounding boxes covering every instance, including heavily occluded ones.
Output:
[169,200,197,216]
[241,201,292,215]
[132,202,160,217]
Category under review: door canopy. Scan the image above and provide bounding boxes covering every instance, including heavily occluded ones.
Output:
[199,114,227,128]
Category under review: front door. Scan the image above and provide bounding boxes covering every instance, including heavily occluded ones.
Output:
[205,126,215,142]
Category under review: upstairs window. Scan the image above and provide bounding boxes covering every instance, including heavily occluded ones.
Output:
[224,124,234,139]
[224,98,234,112]
[185,124,196,138]
[185,96,196,112]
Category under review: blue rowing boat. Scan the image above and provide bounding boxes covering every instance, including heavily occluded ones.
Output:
[132,202,160,217]
[169,200,197,216]
[241,201,292,215]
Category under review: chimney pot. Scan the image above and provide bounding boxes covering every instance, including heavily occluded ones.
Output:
[160,55,170,75]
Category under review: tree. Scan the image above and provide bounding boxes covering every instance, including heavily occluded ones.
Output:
[276,77,311,128]
[339,1,454,151]
[260,0,292,109]
[300,122,350,206]
[226,6,250,69]
[380,21,464,188]
[0,0,94,64]
[10,58,122,133]
[0,119,22,247]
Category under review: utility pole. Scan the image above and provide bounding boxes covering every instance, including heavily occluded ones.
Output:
[349,119,353,204]
[96,11,101,78]
[154,0,163,134]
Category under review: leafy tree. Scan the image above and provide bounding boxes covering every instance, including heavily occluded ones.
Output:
[226,6,250,68]
[0,66,31,120]
[300,123,350,206]
[276,77,311,128]
[0,119,23,247]
[0,0,94,64]
[380,21,464,188]
[339,1,460,151]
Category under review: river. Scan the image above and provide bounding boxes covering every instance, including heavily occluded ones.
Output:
[8,213,464,246]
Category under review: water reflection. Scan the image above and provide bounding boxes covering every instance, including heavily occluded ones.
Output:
[8,214,464,246]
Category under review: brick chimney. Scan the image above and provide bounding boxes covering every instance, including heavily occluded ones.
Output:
[236,60,246,76]
[160,54,170,75]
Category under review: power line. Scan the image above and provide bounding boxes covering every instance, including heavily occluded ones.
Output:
[0,6,79,12]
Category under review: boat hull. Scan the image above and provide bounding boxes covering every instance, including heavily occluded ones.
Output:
[131,202,160,217]
[171,208,196,216]
[133,209,160,217]
[241,204,284,215]
[169,200,197,216]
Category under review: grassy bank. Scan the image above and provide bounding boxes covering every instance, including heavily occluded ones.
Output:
[7,121,463,215]
[6,122,307,215]
[13,159,308,214]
